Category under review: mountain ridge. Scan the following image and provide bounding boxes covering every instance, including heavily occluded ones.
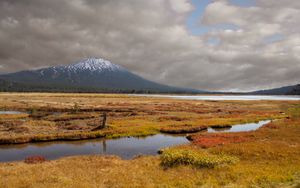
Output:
[249,84,300,95]
[0,58,203,94]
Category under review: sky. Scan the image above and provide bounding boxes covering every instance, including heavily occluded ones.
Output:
[0,0,299,92]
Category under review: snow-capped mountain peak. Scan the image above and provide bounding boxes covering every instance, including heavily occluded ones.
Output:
[58,58,126,72]
[0,57,201,93]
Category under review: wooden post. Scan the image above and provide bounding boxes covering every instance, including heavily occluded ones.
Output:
[101,112,107,128]
[92,112,107,131]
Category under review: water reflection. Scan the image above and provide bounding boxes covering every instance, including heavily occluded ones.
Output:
[207,120,271,133]
[102,140,106,152]
[209,127,232,132]
[0,134,189,162]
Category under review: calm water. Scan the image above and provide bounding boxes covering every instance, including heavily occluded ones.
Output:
[130,94,300,101]
[0,120,271,162]
[0,111,26,115]
[0,134,189,162]
[208,120,271,133]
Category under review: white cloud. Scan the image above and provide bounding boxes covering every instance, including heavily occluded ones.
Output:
[0,0,299,91]
[168,0,193,13]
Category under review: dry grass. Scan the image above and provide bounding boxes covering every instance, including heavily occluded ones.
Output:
[160,148,239,168]
[0,93,287,143]
[0,93,299,187]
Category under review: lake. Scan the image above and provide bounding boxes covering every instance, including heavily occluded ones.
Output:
[130,94,300,101]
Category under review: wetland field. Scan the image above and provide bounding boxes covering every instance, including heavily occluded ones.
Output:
[0,93,300,187]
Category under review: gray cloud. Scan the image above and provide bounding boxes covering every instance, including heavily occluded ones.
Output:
[0,0,299,91]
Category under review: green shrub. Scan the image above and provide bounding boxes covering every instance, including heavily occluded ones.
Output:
[160,148,239,168]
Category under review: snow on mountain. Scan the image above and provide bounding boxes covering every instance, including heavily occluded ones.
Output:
[0,57,202,93]
[50,58,127,73]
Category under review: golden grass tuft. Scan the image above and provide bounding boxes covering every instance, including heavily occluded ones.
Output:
[160,148,239,168]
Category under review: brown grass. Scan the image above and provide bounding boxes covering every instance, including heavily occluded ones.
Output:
[0,93,288,144]
[0,93,299,187]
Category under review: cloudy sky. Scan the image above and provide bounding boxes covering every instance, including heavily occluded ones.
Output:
[0,0,299,91]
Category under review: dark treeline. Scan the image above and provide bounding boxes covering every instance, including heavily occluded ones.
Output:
[0,79,201,94]
[2,78,299,95]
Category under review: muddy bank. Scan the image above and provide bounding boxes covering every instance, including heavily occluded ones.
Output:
[160,126,207,134]
[0,130,109,144]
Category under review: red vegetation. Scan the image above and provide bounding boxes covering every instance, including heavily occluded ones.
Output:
[190,133,252,148]
[263,122,279,129]
[24,156,46,164]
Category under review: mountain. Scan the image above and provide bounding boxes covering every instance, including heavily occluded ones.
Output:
[0,58,203,93]
[250,84,300,95]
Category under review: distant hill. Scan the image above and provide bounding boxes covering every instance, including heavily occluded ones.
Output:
[250,84,300,95]
[0,58,204,94]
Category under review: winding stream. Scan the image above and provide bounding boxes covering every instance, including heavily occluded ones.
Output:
[0,120,271,162]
